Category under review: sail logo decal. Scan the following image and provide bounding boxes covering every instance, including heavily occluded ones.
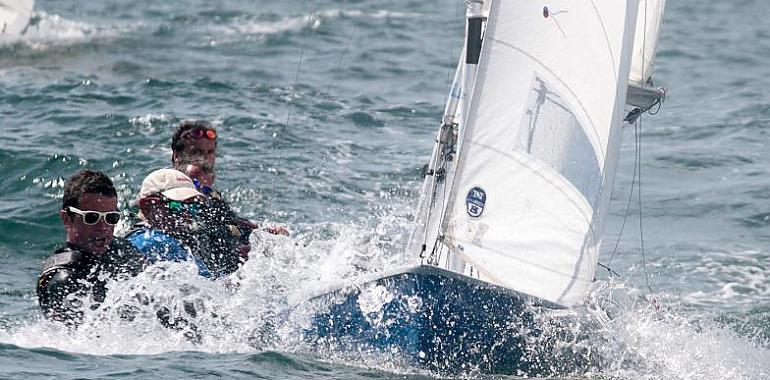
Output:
[466,187,486,218]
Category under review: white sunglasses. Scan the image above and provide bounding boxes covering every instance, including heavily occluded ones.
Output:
[67,206,121,225]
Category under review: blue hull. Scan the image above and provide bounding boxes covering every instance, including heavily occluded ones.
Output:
[302,265,563,374]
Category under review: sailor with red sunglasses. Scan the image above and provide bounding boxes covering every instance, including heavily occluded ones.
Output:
[170,121,289,276]
[171,120,218,177]
[37,171,145,325]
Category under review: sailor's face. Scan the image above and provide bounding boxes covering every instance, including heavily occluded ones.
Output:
[62,193,117,256]
[145,196,202,233]
[176,139,216,175]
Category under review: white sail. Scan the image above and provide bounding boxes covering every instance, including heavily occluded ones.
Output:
[629,0,666,85]
[424,0,641,307]
[0,0,34,37]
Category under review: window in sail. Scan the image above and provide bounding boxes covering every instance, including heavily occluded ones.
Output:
[515,77,602,207]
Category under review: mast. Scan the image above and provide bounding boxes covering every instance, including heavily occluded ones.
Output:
[460,0,484,128]
[407,0,487,265]
[407,53,464,259]
[442,0,485,272]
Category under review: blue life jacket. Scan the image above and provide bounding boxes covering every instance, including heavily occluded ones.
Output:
[127,227,211,278]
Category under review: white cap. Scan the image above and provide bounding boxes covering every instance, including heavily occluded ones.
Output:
[138,168,203,201]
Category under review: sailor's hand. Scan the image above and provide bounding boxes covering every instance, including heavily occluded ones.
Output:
[237,219,259,232]
[236,244,251,263]
[263,225,289,236]
[238,219,289,236]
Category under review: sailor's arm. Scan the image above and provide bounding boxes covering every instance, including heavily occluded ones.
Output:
[37,268,85,324]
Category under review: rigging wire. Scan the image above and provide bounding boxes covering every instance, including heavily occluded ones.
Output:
[637,115,653,294]
[429,19,478,266]
[638,0,654,294]
[317,27,357,113]
[598,262,622,278]
[604,120,639,271]
[604,116,655,295]
[604,1,657,296]
[310,12,358,232]
[267,2,316,214]
[442,0,465,106]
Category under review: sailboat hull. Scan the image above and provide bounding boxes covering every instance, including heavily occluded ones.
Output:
[301,265,563,374]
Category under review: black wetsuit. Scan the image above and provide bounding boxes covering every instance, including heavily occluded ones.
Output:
[37,237,145,325]
[195,188,253,277]
[121,187,251,278]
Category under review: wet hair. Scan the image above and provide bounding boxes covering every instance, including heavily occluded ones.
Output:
[62,170,118,210]
[171,120,217,153]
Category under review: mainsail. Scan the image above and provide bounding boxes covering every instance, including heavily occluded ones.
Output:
[0,0,34,37]
[409,0,641,307]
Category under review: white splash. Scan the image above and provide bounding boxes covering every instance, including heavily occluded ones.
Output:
[1,218,768,379]
[205,9,422,45]
[7,11,140,50]
[580,281,770,380]
[129,113,172,128]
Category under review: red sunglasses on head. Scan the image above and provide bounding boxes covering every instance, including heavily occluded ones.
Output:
[181,128,217,141]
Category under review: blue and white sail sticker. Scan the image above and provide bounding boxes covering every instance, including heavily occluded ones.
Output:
[465,186,486,218]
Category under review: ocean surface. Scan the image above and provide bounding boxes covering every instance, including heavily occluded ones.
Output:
[1,0,769,379]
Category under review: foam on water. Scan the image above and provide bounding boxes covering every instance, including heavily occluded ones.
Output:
[128,113,173,129]
[579,281,770,380]
[0,216,409,353]
[160,8,424,48]
[5,11,137,50]
[619,246,770,309]
[681,249,770,306]
[212,9,421,36]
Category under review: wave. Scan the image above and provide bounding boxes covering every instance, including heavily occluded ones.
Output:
[592,292,770,379]
[1,11,139,51]
[207,9,421,38]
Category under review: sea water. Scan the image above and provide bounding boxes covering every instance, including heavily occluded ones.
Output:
[0,0,768,378]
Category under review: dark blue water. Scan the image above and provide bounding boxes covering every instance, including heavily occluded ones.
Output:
[1,0,768,378]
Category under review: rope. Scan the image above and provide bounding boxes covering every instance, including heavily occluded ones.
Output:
[307,12,359,234]
[605,111,655,294]
[637,114,653,293]
[639,0,654,294]
[267,2,316,214]
[443,0,464,106]
[605,1,659,293]
[606,124,640,269]
[598,262,622,278]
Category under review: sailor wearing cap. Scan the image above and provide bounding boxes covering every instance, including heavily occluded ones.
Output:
[126,168,211,277]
